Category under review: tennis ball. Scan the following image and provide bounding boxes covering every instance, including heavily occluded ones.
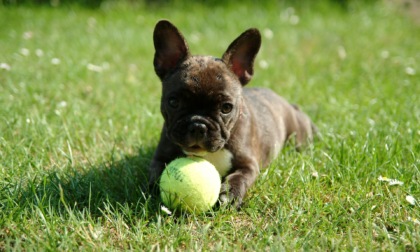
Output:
[159,157,221,213]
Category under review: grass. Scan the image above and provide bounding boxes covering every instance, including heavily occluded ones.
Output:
[0,0,419,250]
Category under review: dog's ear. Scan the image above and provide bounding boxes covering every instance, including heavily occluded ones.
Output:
[222,29,261,85]
[153,20,190,80]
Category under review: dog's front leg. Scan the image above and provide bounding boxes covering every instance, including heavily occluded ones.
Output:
[148,158,166,190]
[219,158,259,209]
[148,128,183,192]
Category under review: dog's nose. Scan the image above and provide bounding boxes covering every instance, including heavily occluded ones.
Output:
[188,123,207,139]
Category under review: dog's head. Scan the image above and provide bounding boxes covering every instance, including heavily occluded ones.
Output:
[153,20,261,156]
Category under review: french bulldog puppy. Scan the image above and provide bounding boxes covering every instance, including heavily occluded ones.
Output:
[148,20,316,208]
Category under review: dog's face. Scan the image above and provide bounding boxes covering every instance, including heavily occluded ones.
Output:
[160,56,242,156]
[153,20,261,156]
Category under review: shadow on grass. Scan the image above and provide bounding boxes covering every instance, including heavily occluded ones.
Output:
[18,145,161,220]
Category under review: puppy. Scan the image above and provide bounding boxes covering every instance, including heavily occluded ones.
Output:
[148,20,316,208]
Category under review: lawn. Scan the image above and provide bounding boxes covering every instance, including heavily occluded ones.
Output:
[0,0,419,250]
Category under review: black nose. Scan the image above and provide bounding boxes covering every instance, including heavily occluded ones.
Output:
[188,123,207,139]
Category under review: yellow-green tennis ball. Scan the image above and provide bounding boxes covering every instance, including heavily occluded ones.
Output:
[159,157,221,213]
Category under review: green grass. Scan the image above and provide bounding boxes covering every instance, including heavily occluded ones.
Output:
[1,0,419,250]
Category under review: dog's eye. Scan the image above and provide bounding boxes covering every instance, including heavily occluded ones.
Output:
[221,103,233,114]
[168,98,180,108]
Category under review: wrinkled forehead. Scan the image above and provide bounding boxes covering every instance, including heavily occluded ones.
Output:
[181,56,225,75]
[162,55,242,99]
[179,56,239,91]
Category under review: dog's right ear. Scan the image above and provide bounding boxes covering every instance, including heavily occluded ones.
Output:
[222,28,261,85]
[153,20,190,80]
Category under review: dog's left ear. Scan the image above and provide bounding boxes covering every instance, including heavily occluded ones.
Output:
[153,20,190,80]
[222,29,261,85]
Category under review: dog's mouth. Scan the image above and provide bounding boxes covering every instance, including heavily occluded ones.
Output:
[189,145,202,151]
[182,142,224,157]
[170,118,226,157]
[182,144,208,157]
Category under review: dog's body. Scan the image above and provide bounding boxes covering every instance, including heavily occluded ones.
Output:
[148,20,316,208]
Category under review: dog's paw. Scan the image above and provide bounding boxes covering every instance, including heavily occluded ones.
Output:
[147,180,160,196]
[218,182,243,210]
[147,173,162,197]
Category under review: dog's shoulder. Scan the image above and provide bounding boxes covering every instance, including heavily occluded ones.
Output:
[243,87,288,106]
